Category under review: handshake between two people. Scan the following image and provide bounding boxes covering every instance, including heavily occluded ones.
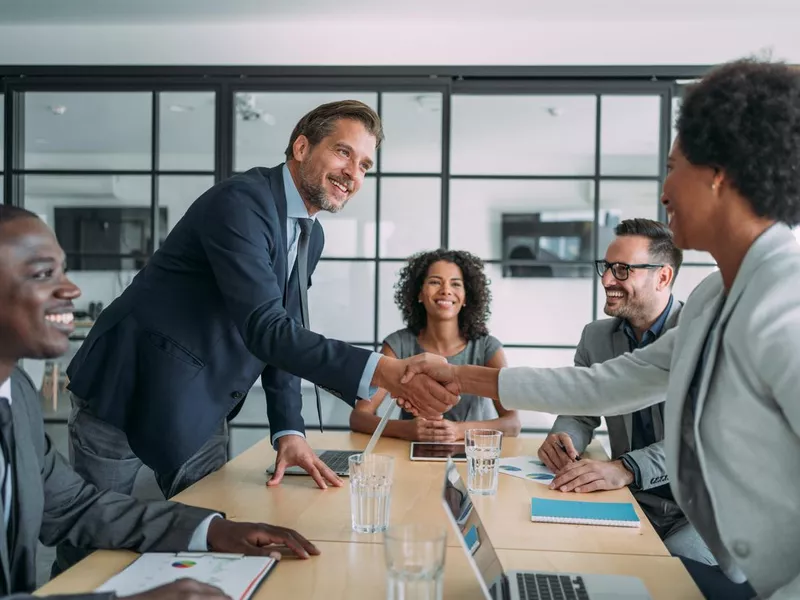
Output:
[371,352,461,417]
[270,353,489,490]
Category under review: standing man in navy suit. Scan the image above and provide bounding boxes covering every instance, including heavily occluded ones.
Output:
[60,100,458,571]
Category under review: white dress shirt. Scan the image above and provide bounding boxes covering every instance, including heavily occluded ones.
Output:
[0,377,12,528]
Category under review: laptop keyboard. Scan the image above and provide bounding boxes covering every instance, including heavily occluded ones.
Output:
[516,573,590,600]
[318,450,360,473]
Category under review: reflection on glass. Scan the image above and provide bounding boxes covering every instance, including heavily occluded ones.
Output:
[380,92,442,173]
[379,177,441,257]
[600,95,661,176]
[25,175,152,269]
[307,260,375,342]
[671,96,681,147]
[672,265,718,302]
[485,264,591,346]
[159,92,215,171]
[597,180,661,259]
[159,176,215,234]
[24,92,152,170]
[234,92,378,172]
[378,261,405,341]
[449,179,595,260]
[317,177,377,258]
[451,95,596,176]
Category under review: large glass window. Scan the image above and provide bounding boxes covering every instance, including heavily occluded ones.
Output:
[3,73,705,439]
[449,91,670,431]
[14,88,217,421]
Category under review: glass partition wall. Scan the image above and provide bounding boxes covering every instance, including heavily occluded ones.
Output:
[1,70,699,453]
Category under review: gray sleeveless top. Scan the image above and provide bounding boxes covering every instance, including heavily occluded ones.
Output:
[383,328,502,422]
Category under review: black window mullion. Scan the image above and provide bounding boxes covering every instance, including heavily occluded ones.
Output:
[150,92,160,255]
[374,93,383,351]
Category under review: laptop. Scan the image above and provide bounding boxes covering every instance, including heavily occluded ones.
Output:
[441,460,653,600]
[266,449,360,477]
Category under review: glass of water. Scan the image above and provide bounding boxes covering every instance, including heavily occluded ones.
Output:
[465,428,503,495]
[349,453,394,533]
[384,524,446,600]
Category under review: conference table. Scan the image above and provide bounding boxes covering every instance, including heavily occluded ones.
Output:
[37,432,703,599]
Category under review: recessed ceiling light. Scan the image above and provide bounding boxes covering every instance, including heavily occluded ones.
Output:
[168,104,195,113]
[49,105,67,115]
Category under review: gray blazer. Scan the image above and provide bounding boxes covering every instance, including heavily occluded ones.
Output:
[498,224,800,599]
[551,302,681,510]
[3,368,214,600]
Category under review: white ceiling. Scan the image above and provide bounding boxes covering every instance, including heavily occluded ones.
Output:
[0,0,796,24]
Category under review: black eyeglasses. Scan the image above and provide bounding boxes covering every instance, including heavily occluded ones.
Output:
[594,260,664,281]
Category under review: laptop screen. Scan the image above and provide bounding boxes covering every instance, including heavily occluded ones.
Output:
[441,461,505,595]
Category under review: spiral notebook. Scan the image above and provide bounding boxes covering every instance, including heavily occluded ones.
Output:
[530,498,640,528]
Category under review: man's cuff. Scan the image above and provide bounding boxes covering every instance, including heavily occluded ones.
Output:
[188,513,223,551]
[271,430,305,449]
[357,352,382,399]
[620,453,642,488]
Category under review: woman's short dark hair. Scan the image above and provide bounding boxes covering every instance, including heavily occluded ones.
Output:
[284,100,384,160]
[677,59,800,225]
[394,249,491,340]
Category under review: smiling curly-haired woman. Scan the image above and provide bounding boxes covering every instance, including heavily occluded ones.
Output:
[350,249,519,442]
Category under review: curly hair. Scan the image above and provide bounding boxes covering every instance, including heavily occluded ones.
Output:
[394,249,491,341]
[677,58,800,225]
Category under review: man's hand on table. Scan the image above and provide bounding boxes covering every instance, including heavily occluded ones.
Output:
[550,458,634,493]
[268,435,343,490]
[207,517,320,559]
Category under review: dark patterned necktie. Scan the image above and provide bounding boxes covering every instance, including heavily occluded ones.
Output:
[0,396,15,550]
[296,219,324,433]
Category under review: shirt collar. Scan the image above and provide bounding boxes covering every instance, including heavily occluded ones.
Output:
[282,164,317,222]
[623,294,674,348]
[0,377,11,403]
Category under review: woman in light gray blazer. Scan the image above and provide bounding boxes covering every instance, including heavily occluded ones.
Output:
[401,59,800,600]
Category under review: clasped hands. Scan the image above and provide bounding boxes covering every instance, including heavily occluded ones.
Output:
[372,352,461,418]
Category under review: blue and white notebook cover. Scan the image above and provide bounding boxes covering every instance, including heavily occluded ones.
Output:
[530,498,640,528]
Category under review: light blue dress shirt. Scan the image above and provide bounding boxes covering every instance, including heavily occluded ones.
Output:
[271,166,380,445]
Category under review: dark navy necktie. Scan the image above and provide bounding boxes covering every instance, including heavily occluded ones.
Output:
[296,219,324,433]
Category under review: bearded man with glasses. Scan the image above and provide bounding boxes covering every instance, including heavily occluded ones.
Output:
[537,218,713,566]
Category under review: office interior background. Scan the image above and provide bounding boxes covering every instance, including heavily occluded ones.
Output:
[2,0,799,460]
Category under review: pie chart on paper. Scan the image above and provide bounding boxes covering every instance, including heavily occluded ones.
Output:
[171,560,197,569]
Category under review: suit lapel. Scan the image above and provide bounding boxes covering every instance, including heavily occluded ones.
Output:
[664,295,723,468]
[8,394,37,587]
[610,326,635,447]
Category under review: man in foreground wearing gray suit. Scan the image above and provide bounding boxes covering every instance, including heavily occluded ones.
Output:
[537,218,712,565]
[0,205,318,599]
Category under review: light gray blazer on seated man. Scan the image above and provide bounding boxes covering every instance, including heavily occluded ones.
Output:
[497,223,800,600]
[551,301,714,565]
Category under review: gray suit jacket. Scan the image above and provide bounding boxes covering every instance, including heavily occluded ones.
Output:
[3,368,214,600]
[497,223,800,599]
[551,302,682,524]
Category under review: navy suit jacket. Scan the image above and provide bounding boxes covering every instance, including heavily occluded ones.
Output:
[67,165,371,474]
